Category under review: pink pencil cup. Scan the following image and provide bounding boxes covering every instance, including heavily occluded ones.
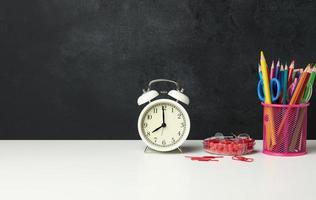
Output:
[261,103,309,156]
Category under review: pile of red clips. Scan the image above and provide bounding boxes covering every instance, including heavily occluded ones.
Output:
[203,133,255,156]
[185,155,254,162]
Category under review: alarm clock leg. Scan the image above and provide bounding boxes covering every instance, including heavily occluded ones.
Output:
[177,147,183,153]
[144,146,150,153]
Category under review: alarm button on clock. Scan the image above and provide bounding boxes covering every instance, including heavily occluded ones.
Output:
[137,90,159,105]
[168,90,189,105]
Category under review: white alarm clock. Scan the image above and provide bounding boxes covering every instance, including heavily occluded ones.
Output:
[137,79,190,152]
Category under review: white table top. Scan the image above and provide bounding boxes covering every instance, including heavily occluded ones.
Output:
[0,140,315,200]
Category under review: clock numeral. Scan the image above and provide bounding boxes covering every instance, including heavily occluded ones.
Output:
[147,115,152,120]
[172,137,175,143]
[143,122,148,128]
[172,107,174,113]
[162,105,167,110]
[153,108,158,113]
[180,123,185,128]
[162,140,166,146]
[146,132,150,136]
[178,131,181,136]
[154,137,157,143]
[177,113,182,119]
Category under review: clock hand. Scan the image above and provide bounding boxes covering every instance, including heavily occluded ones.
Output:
[162,106,165,124]
[153,107,167,133]
[161,106,167,128]
[152,125,163,133]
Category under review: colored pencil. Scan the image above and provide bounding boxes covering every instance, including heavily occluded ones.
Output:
[260,51,272,104]
[299,68,304,77]
[287,71,300,105]
[295,68,303,87]
[288,67,312,151]
[290,78,298,97]
[279,65,284,85]
[292,69,299,81]
[276,66,311,141]
[270,60,275,80]
[288,60,295,84]
[283,64,288,104]
[260,51,276,148]
[297,66,311,103]
[289,108,306,151]
[275,59,280,79]
[278,65,284,104]
[288,67,311,150]
[258,64,263,81]
[290,66,310,105]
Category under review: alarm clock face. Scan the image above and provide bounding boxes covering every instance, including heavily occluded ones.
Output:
[138,99,190,152]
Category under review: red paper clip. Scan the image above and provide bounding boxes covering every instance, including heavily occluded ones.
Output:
[185,155,223,162]
[232,155,254,162]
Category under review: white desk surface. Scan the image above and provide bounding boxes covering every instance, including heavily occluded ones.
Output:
[0,140,315,200]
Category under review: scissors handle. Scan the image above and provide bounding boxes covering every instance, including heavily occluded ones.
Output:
[270,78,281,102]
[257,80,265,102]
[302,83,313,103]
[257,79,281,103]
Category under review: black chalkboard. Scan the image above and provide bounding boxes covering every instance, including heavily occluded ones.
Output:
[0,0,315,139]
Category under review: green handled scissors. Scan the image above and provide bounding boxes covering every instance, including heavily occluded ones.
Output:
[302,83,313,103]
[303,67,316,103]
